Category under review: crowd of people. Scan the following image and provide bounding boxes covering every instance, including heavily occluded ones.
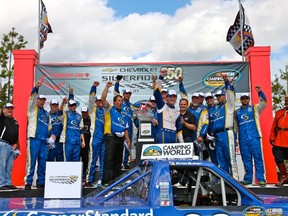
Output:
[1,68,288,191]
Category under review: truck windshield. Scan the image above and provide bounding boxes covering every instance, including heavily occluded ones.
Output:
[85,164,152,206]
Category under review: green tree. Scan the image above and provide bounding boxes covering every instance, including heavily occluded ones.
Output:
[272,74,286,111]
[280,65,288,92]
[0,27,28,105]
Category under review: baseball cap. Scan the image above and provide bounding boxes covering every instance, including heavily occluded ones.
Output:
[161,89,167,93]
[205,92,213,98]
[198,92,205,97]
[95,95,102,101]
[167,90,177,96]
[124,89,132,94]
[240,93,250,98]
[81,107,89,112]
[4,103,14,108]
[215,89,226,96]
[192,93,199,98]
[68,100,77,106]
[149,96,156,101]
[37,94,46,100]
[50,99,59,105]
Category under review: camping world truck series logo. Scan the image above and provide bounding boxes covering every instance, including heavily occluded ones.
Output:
[49,175,79,184]
[143,146,162,156]
[202,70,242,88]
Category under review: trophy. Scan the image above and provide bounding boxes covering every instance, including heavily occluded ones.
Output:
[130,102,156,167]
[133,103,155,142]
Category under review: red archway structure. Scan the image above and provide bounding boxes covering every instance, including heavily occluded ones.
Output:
[12,47,277,185]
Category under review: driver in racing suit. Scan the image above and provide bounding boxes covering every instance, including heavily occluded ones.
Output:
[153,68,184,143]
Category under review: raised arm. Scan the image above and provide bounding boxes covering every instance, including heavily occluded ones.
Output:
[223,74,235,112]
[28,80,42,115]
[178,76,189,99]
[89,81,99,111]
[114,75,123,95]
[255,86,267,114]
[154,68,166,109]
[101,81,114,108]
[68,85,74,100]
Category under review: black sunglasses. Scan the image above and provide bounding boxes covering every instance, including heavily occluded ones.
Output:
[241,97,249,100]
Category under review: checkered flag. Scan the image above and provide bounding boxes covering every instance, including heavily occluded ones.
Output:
[226,4,254,56]
[121,79,177,90]
[40,0,53,49]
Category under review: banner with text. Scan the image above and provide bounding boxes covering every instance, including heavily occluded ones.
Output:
[35,62,249,109]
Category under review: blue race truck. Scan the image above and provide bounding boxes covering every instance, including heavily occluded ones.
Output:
[0,159,287,216]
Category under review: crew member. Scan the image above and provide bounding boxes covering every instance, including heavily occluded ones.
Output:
[101,81,130,185]
[86,81,106,188]
[81,106,91,183]
[59,97,85,162]
[114,75,133,169]
[47,99,63,162]
[235,86,267,186]
[0,103,20,190]
[213,74,238,180]
[205,93,218,166]
[179,98,196,142]
[179,77,208,156]
[59,86,85,161]
[24,81,52,190]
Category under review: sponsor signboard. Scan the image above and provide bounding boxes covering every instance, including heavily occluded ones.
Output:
[44,162,82,199]
[35,62,249,111]
[141,143,193,160]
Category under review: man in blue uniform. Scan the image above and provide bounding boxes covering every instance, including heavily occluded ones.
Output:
[25,81,51,190]
[0,103,20,190]
[213,74,238,180]
[47,99,63,162]
[114,75,134,169]
[235,86,267,186]
[86,81,106,188]
[153,68,184,143]
[60,98,85,162]
[101,81,130,185]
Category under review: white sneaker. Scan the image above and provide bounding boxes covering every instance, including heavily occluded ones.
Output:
[97,180,102,188]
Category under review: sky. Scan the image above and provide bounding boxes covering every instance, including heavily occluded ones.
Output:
[1,0,288,83]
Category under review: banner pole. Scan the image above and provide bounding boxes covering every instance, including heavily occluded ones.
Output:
[38,0,41,63]
[238,0,244,61]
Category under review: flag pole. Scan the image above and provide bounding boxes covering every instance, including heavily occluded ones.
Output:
[38,0,41,63]
[238,0,244,61]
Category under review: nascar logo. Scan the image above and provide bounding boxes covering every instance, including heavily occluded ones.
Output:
[202,70,241,88]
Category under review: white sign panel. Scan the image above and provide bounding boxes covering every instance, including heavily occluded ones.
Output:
[141,143,194,160]
[44,162,82,199]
